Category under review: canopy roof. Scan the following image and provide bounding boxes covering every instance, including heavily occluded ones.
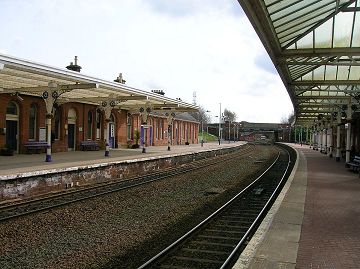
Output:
[0,54,198,113]
[238,0,360,125]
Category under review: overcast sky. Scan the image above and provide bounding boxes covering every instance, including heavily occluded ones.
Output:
[0,0,293,123]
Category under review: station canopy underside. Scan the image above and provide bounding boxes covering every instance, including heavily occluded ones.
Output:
[0,54,198,113]
[238,0,360,126]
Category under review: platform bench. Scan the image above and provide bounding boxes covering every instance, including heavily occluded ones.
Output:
[24,141,48,154]
[80,140,99,151]
[346,155,360,172]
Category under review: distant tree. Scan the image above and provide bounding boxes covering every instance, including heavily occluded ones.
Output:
[223,108,237,122]
[190,106,211,124]
[281,111,295,124]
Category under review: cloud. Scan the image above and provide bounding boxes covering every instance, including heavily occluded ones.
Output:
[254,51,278,75]
[145,0,244,18]
[0,0,293,123]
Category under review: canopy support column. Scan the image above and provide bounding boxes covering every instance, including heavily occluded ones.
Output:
[319,127,322,152]
[166,112,175,151]
[328,120,333,158]
[43,81,59,162]
[346,105,352,164]
[45,115,52,162]
[99,101,114,157]
[324,124,328,154]
[336,111,341,162]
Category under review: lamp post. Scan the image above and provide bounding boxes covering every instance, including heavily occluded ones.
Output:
[218,103,221,145]
[233,123,236,142]
[200,110,210,147]
[290,126,291,142]
[228,120,231,143]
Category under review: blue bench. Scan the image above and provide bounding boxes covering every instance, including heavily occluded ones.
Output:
[80,140,99,151]
[24,141,48,154]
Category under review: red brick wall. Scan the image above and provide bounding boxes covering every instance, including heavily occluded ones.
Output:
[116,110,128,147]
[0,94,46,152]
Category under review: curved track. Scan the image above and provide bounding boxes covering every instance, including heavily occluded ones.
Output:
[138,144,293,269]
[0,144,256,222]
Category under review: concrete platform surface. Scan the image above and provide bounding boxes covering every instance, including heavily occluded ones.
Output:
[0,141,244,180]
[234,144,360,269]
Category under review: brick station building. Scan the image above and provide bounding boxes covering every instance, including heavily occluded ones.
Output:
[0,55,199,156]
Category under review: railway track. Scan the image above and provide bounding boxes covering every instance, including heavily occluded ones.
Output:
[0,144,257,222]
[137,144,294,269]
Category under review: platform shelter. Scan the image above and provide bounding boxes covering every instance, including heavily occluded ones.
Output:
[238,0,360,162]
[0,54,199,161]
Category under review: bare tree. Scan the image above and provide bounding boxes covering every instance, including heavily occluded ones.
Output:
[191,106,211,124]
[281,111,295,124]
[223,108,237,122]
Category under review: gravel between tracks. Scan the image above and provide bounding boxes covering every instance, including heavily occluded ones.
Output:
[0,145,278,269]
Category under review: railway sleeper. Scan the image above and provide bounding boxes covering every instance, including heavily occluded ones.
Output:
[216,217,255,223]
[210,223,251,230]
[187,242,234,252]
[201,231,245,240]
[221,213,259,219]
[181,247,229,256]
[191,240,236,248]
[205,228,247,235]
[173,250,229,263]
[197,234,240,241]
[169,255,224,266]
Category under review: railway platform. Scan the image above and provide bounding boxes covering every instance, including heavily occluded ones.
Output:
[235,143,360,269]
[0,141,246,201]
[0,141,243,179]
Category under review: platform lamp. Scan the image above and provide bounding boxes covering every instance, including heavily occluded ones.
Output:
[201,110,210,147]
[218,103,222,145]
[233,123,236,142]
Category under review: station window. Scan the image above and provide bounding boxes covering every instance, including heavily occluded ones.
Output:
[96,109,102,139]
[28,104,37,140]
[6,102,17,115]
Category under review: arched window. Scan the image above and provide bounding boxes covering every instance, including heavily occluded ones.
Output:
[156,118,159,139]
[87,111,93,139]
[6,102,17,115]
[29,104,37,140]
[6,101,19,151]
[96,109,102,139]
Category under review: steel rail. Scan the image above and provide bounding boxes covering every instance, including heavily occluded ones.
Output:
[137,145,292,269]
[220,146,291,268]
